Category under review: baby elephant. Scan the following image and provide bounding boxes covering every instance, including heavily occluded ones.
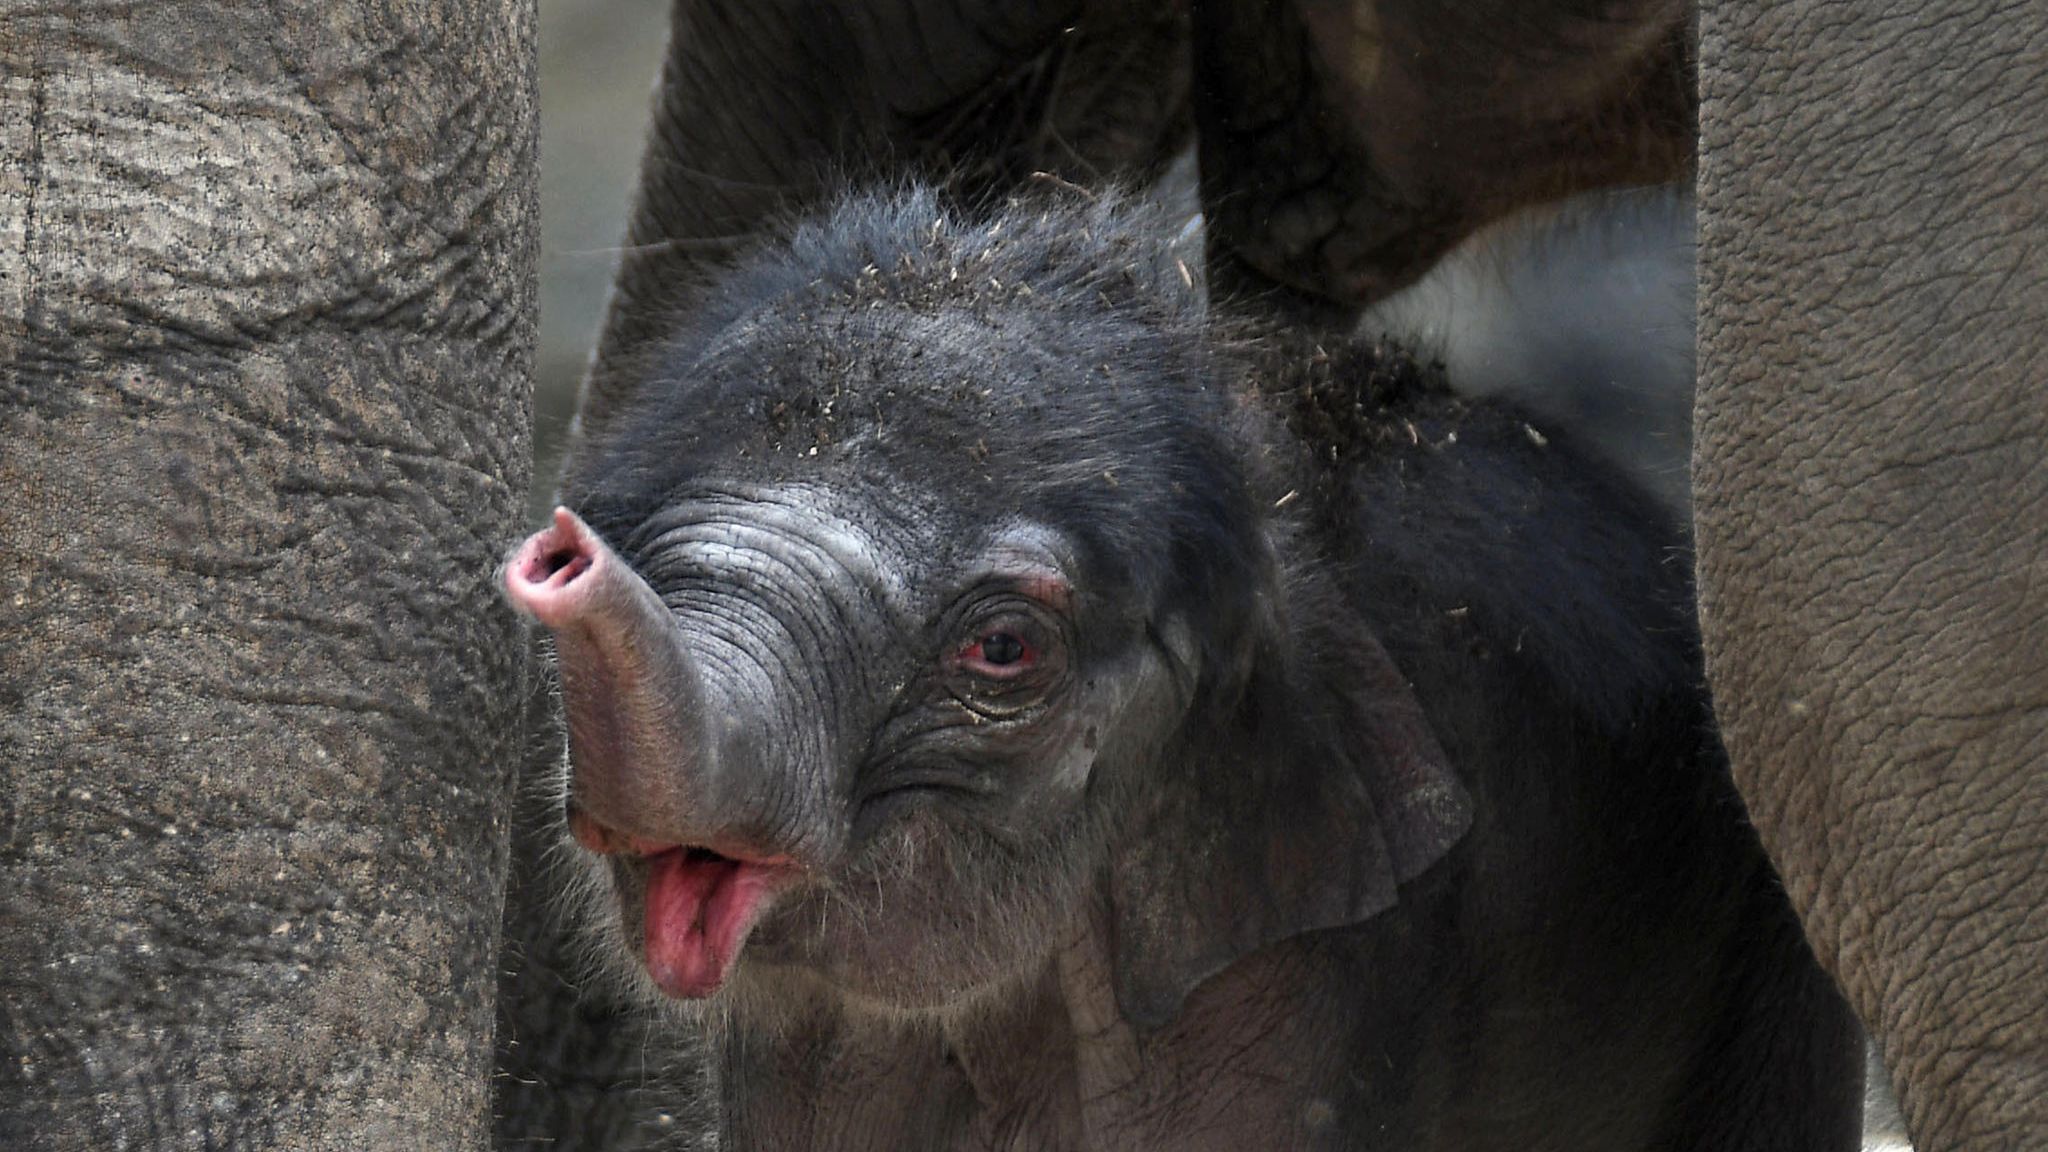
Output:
[505,189,1862,1150]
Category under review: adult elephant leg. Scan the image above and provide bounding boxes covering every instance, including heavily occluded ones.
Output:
[1192,0,1694,312]
[577,0,1192,433]
[1696,1,2048,1147]
[0,5,536,1149]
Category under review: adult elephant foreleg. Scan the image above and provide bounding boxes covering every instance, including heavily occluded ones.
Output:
[1695,1,2048,1147]
[0,4,536,1148]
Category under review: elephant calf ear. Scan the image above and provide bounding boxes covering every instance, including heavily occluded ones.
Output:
[1108,628,1470,1031]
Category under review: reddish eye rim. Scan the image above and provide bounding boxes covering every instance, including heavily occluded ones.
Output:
[953,630,1040,680]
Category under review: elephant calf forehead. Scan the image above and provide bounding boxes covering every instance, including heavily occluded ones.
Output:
[684,303,1162,451]
[627,482,1092,644]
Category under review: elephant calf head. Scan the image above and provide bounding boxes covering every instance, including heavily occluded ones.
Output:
[504,188,1468,1025]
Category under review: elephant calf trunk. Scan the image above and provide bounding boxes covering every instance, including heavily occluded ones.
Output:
[501,507,719,846]
[503,508,798,998]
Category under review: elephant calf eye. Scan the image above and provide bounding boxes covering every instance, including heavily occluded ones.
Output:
[941,570,1070,701]
[959,631,1036,678]
[979,633,1026,666]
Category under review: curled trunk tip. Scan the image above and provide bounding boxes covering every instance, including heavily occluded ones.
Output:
[503,507,609,628]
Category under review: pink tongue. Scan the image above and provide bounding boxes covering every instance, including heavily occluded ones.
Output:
[643,851,772,998]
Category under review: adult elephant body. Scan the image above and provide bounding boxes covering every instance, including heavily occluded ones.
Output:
[1,4,536,1149]
[567,0,1692,438]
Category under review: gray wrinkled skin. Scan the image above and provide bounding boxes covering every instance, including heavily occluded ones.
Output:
[1696,2,2048,1147]
[0,4,537,1149]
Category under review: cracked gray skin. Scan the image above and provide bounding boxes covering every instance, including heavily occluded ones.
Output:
[1,3,536,1149]
[501,190,1861,1150]
[1695,3,2048,1147]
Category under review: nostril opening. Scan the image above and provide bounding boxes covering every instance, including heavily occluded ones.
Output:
[683,846,732,866]
[541,549,591,583]
[518,546,591,588]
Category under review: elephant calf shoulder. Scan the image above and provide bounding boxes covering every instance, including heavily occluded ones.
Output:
[503,188,1864,1152]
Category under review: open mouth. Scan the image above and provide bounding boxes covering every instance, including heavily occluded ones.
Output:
[638,845,787,999]
[569,808,792,999]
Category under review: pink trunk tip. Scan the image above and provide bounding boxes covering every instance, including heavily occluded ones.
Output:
[503,506,609,629]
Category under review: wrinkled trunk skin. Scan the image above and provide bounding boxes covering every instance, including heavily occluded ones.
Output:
[0,4,536,1149]
[1696,1,2048,1147]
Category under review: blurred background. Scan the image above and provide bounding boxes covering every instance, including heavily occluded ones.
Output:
[535,0,669,520]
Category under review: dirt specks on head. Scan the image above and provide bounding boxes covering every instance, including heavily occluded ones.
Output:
[692,186,1203,464]
[1261,334,1456,467]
